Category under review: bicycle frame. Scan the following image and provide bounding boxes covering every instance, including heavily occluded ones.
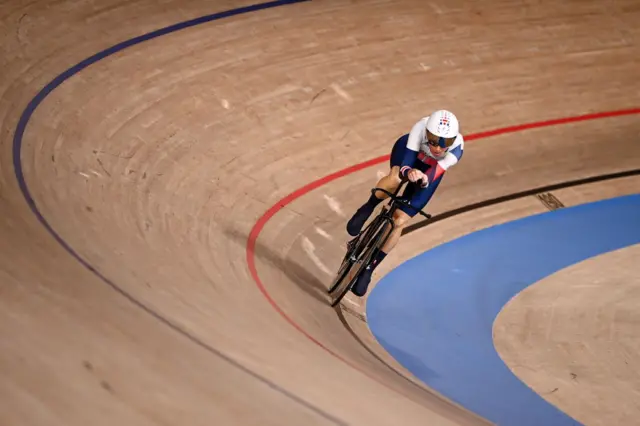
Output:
[364,179,431,253]
[349,178,432,248]
[328,178,432,305]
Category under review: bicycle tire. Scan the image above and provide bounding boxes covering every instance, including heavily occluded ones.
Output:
[327,211,385,294]
[330,218,391,307]
[327,250,354,294]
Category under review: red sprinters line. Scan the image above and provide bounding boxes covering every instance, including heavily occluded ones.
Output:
[245,107,640,389]
[466,108,640,140]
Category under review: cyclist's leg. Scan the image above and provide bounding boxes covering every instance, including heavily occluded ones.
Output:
[346,134,408,236]
[383,174,443,253]
[351,175,444,297]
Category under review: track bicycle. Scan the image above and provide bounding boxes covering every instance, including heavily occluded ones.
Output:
[328,178,431,307]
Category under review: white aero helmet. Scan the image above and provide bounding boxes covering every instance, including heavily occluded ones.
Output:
[425,109,459,149]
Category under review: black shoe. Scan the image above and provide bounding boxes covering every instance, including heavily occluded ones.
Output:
[346,204,374,236]
[351,266,373,297]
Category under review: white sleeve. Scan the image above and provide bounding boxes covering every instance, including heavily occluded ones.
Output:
[437,135,464,171]
[406,119,426,152]
[438,152,460,170]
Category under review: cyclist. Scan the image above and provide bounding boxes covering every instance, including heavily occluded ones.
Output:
[345,109,464,297]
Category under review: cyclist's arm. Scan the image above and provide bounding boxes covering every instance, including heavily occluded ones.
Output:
[399,120,425,178]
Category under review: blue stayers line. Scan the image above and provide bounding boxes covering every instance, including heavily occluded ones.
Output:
[8,1,348,423]
[367,194,640,426]
[13,0,309,220]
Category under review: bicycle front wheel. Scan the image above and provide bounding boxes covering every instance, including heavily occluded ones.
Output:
[327,212,383,294]
[330,218,391,307]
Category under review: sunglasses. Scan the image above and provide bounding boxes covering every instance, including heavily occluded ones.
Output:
[426,134,456,149]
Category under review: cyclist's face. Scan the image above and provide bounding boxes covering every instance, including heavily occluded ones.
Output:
[428,144,445,156]
[426,132,454,157]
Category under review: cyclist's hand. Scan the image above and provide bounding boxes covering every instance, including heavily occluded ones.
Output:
[408,169,428,187]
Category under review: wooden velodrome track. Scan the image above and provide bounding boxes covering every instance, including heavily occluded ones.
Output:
[1,0,639,425]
